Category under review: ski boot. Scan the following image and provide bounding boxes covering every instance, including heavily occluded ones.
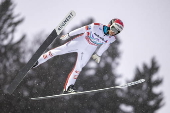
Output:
[32,61,39,68]
[63,85,77,94]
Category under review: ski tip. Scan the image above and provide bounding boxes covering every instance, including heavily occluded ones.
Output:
[70,10,76,16]
[55,10,76,35]
[30,98,38,100]
[140,79,145,82]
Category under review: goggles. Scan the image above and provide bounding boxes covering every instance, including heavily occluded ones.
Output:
[110,24,119,34]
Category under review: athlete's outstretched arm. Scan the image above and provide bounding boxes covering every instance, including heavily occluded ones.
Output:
[96,43,110,56]
[60,24,92,40]
[69,26,86,36]
[92,43,110,63]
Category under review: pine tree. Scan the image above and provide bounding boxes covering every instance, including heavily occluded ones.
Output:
[0,0,28,112]
[0,0,26,92]
[120,57,164,113]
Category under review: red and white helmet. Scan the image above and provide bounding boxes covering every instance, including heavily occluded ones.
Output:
[108,18,124,34]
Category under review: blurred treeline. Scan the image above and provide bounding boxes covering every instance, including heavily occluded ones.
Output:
[0,0,164,113]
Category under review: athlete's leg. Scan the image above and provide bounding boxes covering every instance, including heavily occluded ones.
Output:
[63,52,82,91]
[64,46,96,91]
[37,36,85,66]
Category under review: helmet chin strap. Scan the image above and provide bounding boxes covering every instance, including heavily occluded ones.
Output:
[113,32,119,36]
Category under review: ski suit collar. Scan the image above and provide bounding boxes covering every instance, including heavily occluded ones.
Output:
[103,26,109,35]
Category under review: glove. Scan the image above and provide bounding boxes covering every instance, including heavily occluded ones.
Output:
[92,54,101,63]
[60,33,70,40]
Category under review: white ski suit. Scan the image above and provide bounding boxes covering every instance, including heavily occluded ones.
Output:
[37,23,116,91]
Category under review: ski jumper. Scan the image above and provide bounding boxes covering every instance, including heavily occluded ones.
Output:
[37,23,116,91]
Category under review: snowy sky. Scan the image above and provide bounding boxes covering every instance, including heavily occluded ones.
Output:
[14,0,170,112]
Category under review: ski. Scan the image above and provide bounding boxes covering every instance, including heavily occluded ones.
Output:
[31,79,145,100]
[7,10,76,94]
